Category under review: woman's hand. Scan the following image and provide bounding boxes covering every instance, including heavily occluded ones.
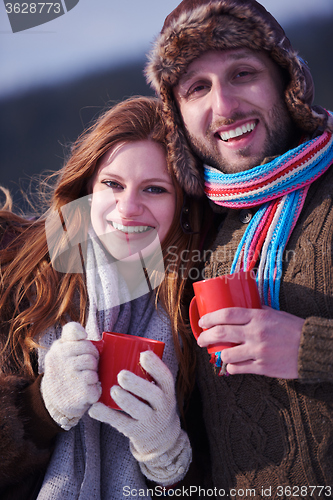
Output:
[89,350,192,486]
[197,306,304,379]
[41,322,102,430]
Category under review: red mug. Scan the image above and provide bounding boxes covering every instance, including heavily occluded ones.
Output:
[91,332,165,410]
[189,270,261,354]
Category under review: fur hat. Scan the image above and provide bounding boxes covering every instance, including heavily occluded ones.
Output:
[145,0,332,196]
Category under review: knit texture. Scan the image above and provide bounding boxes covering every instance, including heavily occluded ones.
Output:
[300,318,333,382]
[89,351,192,486]
[37,231,179,499]
[198,167,333,497]
[41,322,101,431]
[204,129,333,308]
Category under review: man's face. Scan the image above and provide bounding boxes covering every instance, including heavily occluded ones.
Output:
[174,49,296,174]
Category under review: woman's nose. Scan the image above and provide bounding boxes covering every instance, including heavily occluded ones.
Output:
[116,191,144,217]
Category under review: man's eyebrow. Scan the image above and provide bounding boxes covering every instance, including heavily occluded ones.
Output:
[176,69,201,88]
[176,50,257,88]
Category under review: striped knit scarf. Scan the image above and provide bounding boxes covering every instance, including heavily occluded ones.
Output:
[204,129,333,310]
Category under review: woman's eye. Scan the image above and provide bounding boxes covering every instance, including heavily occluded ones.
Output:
[102,180,123,190]
[145,186,167,194]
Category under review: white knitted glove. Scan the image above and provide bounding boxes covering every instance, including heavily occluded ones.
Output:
[41,322,102,430]
[88,350,192,486]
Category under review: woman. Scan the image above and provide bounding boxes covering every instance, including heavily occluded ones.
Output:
[0,97,206,499]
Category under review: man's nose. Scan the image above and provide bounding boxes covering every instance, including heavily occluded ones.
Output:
[211,82,239,117]
[117,190,144,217]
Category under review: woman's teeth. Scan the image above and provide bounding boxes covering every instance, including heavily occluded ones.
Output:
[111,221,151,233]
[219,121,256,142]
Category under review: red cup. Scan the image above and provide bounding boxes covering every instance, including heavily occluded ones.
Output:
[91,332,165,410]
[189,270,261,354]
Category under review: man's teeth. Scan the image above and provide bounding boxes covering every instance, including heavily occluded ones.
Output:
[219,122,256,142]
[111,221,151,233]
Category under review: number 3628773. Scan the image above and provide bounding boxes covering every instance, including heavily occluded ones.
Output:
[5,3,61,14]
[276,485,332,497]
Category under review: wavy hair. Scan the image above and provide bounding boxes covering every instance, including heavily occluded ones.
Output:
[0,96,206,405]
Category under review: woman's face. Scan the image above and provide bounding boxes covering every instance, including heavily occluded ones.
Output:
[90,140,176,261]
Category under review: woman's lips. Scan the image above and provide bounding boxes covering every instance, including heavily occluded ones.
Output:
[108,221,153,234]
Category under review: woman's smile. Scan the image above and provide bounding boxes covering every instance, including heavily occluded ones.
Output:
[108,221,153,234]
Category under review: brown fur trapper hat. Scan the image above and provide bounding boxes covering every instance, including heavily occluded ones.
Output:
[145,0,332,196]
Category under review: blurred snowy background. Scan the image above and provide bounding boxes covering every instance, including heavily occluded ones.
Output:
[1,0,333,207]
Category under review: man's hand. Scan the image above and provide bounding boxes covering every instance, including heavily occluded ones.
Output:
[197,306,305,379]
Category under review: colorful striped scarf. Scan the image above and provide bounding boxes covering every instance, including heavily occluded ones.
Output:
[204,129,333,310]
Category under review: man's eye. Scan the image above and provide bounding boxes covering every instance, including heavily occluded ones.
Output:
[187,82,209,97]
[234,70,256,81]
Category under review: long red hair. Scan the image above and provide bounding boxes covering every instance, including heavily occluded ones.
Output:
[0,96,206,405]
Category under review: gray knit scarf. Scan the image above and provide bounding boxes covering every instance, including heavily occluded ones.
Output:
[37,230,178,499]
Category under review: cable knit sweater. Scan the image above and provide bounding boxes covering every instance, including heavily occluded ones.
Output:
[195,166,333,498]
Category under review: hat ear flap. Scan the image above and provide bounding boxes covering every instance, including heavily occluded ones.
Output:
[283,55,327,133]
[162,86,205,197]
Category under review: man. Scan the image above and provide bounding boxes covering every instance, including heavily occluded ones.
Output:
[145,0,333,496]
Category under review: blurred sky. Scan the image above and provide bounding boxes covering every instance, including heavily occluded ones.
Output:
[1,0,333,98]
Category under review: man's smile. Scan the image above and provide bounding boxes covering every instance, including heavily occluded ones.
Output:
[216,120,257,142]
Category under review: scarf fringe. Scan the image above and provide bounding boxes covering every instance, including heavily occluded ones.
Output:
[204,129,333,309]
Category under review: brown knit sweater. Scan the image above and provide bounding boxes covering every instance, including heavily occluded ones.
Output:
[194,167,333,499]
